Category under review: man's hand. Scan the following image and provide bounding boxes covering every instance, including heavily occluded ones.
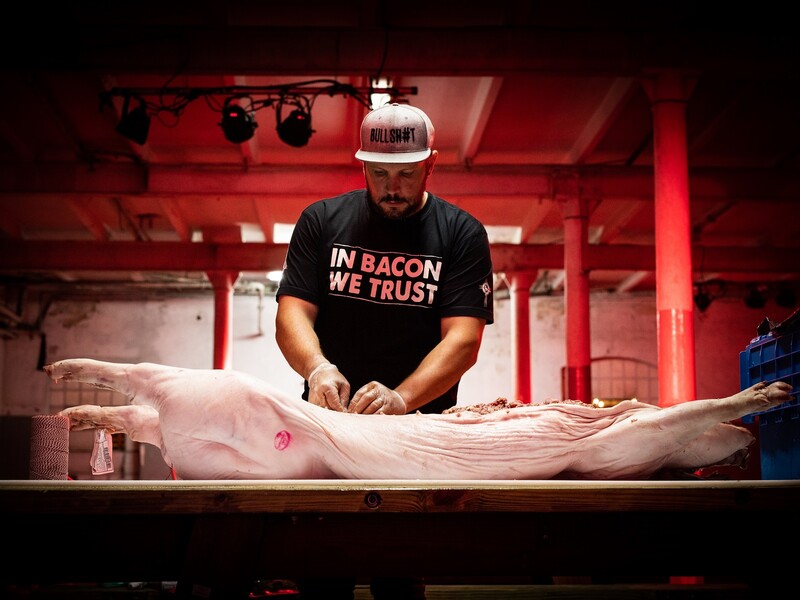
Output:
[307,363,351,412]
[349,381,408,415]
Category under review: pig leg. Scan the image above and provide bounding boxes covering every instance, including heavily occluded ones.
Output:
[47,359,173,461]
[45,359,138,400]
[660,380,793,470]
[575,381,793,477]
[660,423,754,470]
[665,381,793,424]
[59,404,163,449]
[44,358,194,412]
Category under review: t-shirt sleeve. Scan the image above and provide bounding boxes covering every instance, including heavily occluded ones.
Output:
[439,220,494,325]
[275,206,323,305]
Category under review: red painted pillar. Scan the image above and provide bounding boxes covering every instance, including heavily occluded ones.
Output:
[643,71,697,407]
[206,271,238,370]
[509,271,538,404]
[202,226,243,371]
[562,197,591,403]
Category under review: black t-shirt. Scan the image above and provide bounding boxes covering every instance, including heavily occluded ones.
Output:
[276,190,494,413]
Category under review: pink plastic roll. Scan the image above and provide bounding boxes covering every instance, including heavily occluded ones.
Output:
[29,415,70,480]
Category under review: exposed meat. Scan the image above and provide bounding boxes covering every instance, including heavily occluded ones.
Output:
[45,358,794,480]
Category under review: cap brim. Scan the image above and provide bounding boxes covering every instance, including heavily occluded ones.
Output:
[355,148,432,163]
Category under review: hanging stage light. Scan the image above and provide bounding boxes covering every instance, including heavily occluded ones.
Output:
[744,285,767,309]
[102,81,417,148]
[115,96,150,145]
[219,100,258,143]
[276,98,314,147]
[277,109,313,147]
[693,288,712,312]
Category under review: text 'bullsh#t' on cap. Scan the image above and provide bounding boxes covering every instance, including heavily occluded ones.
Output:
[355,103,434,163]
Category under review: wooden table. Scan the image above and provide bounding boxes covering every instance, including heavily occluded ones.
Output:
[2,479,799,598]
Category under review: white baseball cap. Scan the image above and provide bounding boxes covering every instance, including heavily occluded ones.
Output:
[355,103,434,163]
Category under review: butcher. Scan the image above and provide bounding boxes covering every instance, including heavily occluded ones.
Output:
[272,100,496,600]
[47,357,793,481]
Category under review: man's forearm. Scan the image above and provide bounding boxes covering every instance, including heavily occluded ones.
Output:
[275,299,327,380]
[395,336,481,412]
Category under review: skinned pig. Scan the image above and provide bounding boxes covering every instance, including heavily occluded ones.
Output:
[45,358,794,480]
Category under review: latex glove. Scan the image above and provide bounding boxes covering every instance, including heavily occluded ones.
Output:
[307,363,351,412]
[348,381,407,415]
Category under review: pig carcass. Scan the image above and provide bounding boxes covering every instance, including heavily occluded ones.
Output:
[45,358,793,480]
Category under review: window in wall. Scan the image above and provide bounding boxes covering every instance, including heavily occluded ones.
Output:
[561,356,658,407]
[591,356,658,406]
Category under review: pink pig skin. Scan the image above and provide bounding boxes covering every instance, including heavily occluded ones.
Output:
[47,358,793,481]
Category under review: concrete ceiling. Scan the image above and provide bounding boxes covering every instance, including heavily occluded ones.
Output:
[1,2,799,317]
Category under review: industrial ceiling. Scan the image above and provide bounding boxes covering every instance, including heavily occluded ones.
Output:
[1,2,798,329]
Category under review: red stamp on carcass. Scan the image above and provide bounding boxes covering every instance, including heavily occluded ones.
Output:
[274,430,291,450]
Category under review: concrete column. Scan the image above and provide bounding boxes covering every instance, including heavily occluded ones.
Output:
[202,226,243,370]
[206,271,238,370]
[643,70,697,407]
[562,196,591,403]
[509,271,538,404]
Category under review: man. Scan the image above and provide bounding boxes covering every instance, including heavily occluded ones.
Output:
[274,102,494,599]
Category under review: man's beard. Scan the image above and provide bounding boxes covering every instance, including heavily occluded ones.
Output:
[374,194,419,220]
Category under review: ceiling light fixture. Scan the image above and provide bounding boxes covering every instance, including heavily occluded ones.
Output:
[693,287,712,312]
[276,96,314,147]
[102,80,417,147]
[744,285,767,309]
[370,77,393,109]
[115,95,150,145]
[219,99,258,144]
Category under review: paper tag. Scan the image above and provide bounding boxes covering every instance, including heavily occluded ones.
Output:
[91,429,114,475]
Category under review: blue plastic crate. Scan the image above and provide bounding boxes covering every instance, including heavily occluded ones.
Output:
[739,330,800,424]
[757,404,800,479]
[738,327,800,479]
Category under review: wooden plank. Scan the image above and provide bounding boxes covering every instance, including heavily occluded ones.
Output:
[2,480,800,514]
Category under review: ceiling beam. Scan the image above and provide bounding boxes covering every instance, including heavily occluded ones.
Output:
[3,165,800,203]
[1,241,797,275]
[159,198,192,242]
[458,77,503,165]
[595,201,645,244]
[565,77,637,164]
[65,197,110,241]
